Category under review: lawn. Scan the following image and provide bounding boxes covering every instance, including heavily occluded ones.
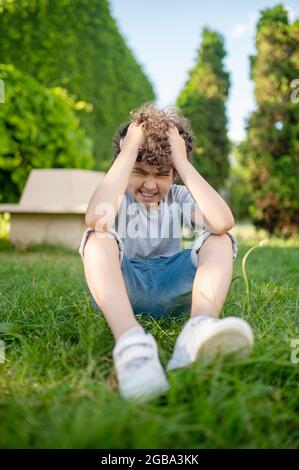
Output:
[0,229,298,449]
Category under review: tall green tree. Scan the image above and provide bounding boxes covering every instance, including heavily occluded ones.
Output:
[0,0,155,170]
[239,4,299,237]
[176,28,230,191]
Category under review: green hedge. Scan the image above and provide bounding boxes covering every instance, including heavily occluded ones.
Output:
[0,0,155,170]
[0,64,94,203]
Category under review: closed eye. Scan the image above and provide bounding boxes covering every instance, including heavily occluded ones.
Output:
[133,170,170,177]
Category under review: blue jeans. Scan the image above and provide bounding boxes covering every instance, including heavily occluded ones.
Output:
[79,228,238,320]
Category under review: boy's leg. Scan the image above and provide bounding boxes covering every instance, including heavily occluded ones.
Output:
[83,229,170,402]
[83,231,141,341]
[190,233,233,319]
[167,233,253,371]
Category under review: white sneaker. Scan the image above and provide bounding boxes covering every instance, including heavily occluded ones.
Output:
[112,331,170,402]
[167,316,254,371]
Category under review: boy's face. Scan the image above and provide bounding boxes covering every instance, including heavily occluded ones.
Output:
[127,161,174,208]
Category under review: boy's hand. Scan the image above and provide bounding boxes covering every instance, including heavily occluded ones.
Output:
[119,122,145,154]
[167,125,188,167]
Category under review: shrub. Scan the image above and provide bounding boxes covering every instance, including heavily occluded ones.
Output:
[0,64,94,203]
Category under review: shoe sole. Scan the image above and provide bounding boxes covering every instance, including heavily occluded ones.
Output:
[198,321,253,366]
[168,317,254,370]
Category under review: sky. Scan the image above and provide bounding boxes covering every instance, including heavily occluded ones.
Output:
[110,0,299,142]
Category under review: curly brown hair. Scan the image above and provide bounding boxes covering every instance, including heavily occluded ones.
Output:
[111,101,196,182]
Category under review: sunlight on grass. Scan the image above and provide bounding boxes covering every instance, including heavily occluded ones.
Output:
[241,239,269,315]
[0,213,10,240]
[0,221,299,448]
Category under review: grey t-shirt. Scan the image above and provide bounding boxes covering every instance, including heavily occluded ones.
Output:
[112,184,202,259]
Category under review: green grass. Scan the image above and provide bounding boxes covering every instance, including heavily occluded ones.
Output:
[0,233,298,449]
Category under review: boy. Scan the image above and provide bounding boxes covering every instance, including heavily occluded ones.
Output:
[79,104,254,403]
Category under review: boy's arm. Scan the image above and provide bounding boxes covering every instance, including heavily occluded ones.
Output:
[168,127,235,235]
[85,122,144,231]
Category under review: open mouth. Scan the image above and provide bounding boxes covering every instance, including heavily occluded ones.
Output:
[138,190,158,200]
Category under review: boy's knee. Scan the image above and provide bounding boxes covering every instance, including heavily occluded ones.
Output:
[218,232,234,248]
[204,232,233,247]
[221,233,235,255]
[84,230,120,257]
[196,232,234,262]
